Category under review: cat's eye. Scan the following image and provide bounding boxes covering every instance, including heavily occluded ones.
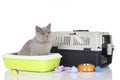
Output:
[41,33,45,35]
[48,32,51,34]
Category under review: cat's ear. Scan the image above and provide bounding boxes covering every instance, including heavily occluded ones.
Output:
[36,26,42,32]
[47,23,51,30]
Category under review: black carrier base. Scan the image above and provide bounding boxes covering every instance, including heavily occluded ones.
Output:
[51,47,112,67]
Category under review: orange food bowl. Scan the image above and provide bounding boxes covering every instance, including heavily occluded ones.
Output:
[78,63,95,72]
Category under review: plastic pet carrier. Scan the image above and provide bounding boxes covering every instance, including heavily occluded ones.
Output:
[51,30,114,67]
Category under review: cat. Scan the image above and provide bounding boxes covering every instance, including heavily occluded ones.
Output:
[18,23,52,56]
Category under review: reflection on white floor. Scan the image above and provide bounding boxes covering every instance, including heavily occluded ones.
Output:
[4,67,112,80]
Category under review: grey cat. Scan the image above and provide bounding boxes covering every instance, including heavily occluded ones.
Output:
[18,23,52,56]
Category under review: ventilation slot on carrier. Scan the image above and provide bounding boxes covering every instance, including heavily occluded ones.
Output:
[73,37,90,46]
[55,36,71,46]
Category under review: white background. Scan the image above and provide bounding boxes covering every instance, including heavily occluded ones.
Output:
[0,0,120,80]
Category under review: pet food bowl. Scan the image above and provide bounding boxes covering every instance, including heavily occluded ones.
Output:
[3,53,62,72]
[78,63,95,72]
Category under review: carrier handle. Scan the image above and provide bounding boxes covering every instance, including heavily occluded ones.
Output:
[73,30,89,32]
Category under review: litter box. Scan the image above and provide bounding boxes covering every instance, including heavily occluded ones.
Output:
[3,53,62,72]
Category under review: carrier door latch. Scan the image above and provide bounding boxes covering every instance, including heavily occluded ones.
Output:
[107,44,113,55]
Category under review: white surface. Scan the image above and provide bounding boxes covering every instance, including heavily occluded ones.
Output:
[4,67,112,80]
[0,0,120,80]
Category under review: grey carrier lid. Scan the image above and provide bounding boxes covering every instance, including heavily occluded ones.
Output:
[52,30,114,54]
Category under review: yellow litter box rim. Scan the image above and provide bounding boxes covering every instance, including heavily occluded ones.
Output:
[3,53,62,72]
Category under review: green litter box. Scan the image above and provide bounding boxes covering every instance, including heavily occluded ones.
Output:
[3,53,62,72]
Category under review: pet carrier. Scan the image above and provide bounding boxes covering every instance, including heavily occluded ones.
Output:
[51,30,114,67]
